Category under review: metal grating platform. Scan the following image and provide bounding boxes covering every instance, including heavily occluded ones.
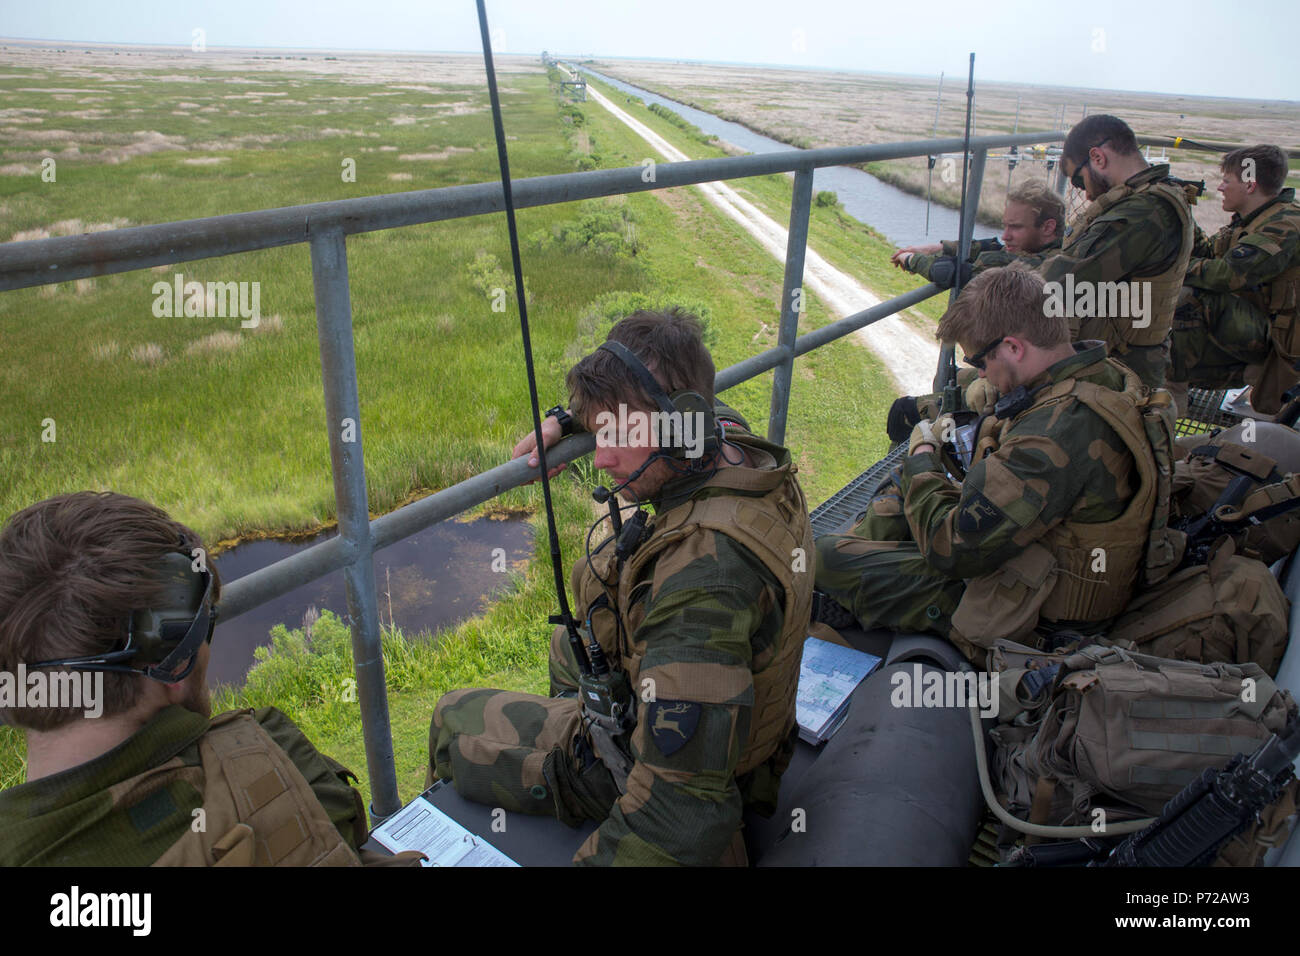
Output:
[809,442,909,537]
[1176,387,1249,437]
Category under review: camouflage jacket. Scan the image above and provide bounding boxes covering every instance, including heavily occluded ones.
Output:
[907,235,1063,286]
[1039,164,1188,292]
[575,432,810,866]
[898,342,1136,580]
[1185,187,1300,296]
[0,705,367,866]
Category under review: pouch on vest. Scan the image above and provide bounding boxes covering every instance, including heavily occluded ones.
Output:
[988,641,1296,838]
[152,711,364,867]
[950,542,1059,652]
[1104,538,1290,676]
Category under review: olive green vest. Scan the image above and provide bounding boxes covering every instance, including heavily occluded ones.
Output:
[1063,172,1195,350]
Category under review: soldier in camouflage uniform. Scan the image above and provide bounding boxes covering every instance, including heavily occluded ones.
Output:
[1169,145,1300,414]
[430,308,814,866]
[817,267,1167,665]
[893,179,1065,288]
[1038,115,1196,390]
[0,492,380,867]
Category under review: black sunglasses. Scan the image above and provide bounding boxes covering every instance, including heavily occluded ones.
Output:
[1069,138,1110,190]
[965,337,1006,371]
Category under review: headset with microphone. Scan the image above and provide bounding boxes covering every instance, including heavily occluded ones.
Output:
[28,546,217,684]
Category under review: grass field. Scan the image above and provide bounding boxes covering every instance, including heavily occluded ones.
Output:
[0,50,905,801]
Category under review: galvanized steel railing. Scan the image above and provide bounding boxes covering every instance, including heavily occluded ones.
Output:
[0,129,1063,818]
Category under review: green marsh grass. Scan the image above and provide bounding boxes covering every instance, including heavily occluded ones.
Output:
[0,61,903,803]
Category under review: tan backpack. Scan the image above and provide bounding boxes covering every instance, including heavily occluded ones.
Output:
[1103,538,1290,676]
[988,641,1296,857]
[1173,434,1300,565]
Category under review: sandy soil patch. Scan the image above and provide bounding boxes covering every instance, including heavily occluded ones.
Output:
[186,331,243,355]
[398,146,472,161]
[388,172,414,181]
[130,343,165,365]
[182,157,229,165]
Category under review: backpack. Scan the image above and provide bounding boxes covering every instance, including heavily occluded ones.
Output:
[1104,537,1290,676]
[988,641,1296,863]
[1173,434,1300,565]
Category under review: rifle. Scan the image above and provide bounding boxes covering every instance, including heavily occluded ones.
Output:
[1174,469,1300,568]
[1098,715,1300,867]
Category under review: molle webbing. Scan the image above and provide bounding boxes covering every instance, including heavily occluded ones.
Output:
[1031,362,1173,621]
[152,711,360,868]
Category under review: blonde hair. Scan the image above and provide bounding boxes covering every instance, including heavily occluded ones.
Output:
[936,265,1068,349]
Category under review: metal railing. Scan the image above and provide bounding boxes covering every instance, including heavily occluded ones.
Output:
[0,127,1063,818]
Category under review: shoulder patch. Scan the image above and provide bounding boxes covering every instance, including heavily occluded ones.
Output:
[957,490,1008,535]
[646,700,702,756]
[1230,245,1259,260]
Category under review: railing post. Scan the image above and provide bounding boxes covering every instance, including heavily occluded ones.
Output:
[934,147,990,392]
[309,227,400,822]
[768,166,814,446]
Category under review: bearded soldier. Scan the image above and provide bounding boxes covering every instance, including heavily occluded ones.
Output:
[1169,144,1300,414]
[0,492,400,866]
[1039,114,1196,390]
[429,308,814,866]
[816,267,1174,666]
[893,178,1066,288]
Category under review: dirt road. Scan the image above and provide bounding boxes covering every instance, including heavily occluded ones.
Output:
[580,77,941,395]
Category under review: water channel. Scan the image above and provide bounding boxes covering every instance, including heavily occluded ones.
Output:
[207,515,532,688]
[581,67,1000,250]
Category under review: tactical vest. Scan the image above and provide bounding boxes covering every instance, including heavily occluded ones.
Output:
[152,710,362,867]
[574,432,814,777]
[976,360,1178,624]
[1063,172,1194,350]
[1216,198,1300,412]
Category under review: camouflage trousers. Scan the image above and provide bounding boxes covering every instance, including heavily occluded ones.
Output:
[1111,340,1171,391]
[1169,288,1271,389]
[814,506,966,637]
[428,628,622,827]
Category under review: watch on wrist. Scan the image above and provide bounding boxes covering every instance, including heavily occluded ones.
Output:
[546,405,575,437]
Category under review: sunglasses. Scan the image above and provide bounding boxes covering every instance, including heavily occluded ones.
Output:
[1069,138,1110,190]
[965,337,1006,371]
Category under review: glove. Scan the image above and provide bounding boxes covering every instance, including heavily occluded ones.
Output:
[927,256,974,291]
[886,396,922,444]
[965,378,999,414]
[908,414,954,457]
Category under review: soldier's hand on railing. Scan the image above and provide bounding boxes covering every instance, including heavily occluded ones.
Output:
[511,415,568,482]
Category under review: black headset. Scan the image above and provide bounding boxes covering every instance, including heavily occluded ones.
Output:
[597,340,720,461]
[28,546,217,684]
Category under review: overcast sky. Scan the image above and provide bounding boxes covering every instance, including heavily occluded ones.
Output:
[4,0,1297,102]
